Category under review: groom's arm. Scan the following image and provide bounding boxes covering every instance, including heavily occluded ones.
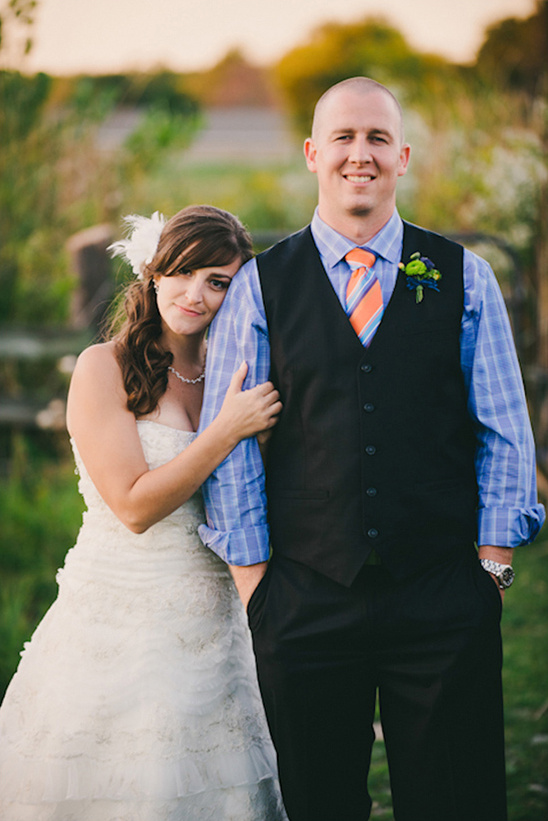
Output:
[461,250,545,578]
[229,562,268,609]
[198,258,271,605]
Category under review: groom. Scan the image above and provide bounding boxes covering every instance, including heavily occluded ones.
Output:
[198,77,544,820]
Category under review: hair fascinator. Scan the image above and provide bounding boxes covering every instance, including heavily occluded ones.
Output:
[108,211,166,280]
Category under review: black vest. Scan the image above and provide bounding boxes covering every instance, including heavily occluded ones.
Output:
[256,222,478,586]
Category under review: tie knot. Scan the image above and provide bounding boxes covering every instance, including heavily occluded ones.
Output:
[345,248,376,271]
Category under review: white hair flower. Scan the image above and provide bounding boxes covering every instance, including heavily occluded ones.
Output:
[108,211,166,280]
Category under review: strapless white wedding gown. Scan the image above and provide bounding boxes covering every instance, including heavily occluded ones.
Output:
[0,421,286,821]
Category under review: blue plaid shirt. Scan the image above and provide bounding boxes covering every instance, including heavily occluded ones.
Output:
[198,209,545,565]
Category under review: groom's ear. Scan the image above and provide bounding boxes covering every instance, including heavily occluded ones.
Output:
[397,143,411,177]
[304,138,318,173]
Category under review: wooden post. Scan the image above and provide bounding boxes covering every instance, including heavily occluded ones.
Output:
[66,224,114,334]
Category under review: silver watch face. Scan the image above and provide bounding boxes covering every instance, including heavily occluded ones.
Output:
[499,566,515,588]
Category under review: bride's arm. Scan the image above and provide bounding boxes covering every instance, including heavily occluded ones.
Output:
[66,343,281,532]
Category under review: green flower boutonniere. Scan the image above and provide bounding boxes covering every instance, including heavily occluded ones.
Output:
[399,252,442,303]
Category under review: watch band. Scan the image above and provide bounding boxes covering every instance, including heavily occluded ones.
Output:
[479,559,515,589]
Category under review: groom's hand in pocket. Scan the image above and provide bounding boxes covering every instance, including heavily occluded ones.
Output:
[229,562,268,611]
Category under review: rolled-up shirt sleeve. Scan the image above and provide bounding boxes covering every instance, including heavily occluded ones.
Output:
[198,258,271,565]
[461,249,545,546]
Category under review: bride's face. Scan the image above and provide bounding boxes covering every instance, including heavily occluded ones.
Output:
[154,258,241,337]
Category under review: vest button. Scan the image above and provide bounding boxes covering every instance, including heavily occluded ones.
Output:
[361,363,373,373]
[363,403,375,413]
[368,528,379,539]
[366,487,377,497]
[365,445,376,455]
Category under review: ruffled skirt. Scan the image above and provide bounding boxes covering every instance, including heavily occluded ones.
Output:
[0,512,285,820]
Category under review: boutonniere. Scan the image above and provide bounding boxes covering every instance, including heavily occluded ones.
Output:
[399,252,442,303]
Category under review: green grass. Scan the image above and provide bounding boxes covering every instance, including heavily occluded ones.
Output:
[0,436,84,695]
[0,446,546,818]
[502,538,548,820]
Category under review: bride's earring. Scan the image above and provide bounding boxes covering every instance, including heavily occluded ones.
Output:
[153,280,159,295]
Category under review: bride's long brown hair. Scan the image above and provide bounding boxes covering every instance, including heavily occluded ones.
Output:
[108,205,253,416]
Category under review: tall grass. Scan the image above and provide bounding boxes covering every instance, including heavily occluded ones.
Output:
[0,434,84,694]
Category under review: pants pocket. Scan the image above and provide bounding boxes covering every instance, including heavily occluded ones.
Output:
[473,560,503,621]
[246,562,272,632]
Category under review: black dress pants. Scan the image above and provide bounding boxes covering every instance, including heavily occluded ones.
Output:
[247,549,507,821]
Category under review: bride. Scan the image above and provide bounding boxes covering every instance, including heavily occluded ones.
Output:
[0,205,285,820]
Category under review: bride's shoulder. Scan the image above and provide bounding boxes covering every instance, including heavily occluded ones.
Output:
[69,342,124,402]
[74,341,119,378]
[67,343,127,435]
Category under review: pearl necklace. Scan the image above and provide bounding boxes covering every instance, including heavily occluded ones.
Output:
[168,365,206,385]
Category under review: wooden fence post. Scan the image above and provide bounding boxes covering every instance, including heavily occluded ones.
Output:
[66,224,114,334]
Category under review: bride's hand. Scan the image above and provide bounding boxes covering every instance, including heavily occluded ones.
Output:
[217,362,282,443]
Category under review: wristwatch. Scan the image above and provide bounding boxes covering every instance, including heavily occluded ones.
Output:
[479,559,515,590]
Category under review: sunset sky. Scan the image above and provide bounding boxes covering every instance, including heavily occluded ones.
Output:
[8,0,537,75]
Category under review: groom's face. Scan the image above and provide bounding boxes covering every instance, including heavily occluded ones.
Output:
[304,87,410,233]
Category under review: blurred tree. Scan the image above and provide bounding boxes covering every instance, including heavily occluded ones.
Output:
[474,0,547,98]
[67,71,199,117]
[0,0,121,324]
[275,16,461,133]
[186,48,278,108]
[0,0,57,322]
[473,1,548,368]
[0,0,36,65]
[0,69,54,321]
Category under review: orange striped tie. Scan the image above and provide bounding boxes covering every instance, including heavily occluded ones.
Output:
[345,248,383,346]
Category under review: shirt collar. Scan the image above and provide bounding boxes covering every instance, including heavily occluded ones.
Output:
[310,208,403,269]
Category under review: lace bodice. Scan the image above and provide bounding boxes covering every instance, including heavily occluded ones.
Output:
[72,420,204,536]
